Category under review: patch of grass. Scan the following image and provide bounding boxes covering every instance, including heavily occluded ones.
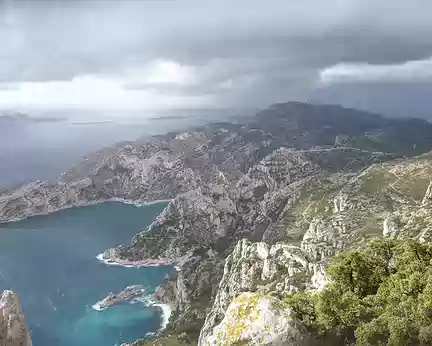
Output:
[336,134,386,153]
[358,168,397,194]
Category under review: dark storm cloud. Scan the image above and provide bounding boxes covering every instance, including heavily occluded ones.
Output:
[1,0,432,109]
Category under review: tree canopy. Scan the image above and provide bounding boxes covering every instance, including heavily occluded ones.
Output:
[285,238,432,345]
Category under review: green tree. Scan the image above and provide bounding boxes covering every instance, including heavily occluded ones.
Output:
[285,239,432,345]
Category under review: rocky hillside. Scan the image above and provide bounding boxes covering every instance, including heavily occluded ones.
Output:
[111,125,430,343]
[2,102,430,223]
[0,291,32,346]
[198,152,432,345]
[1,102,432,345]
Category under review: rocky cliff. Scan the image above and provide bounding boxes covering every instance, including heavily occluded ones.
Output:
[0,291,32,346]
[100,146,392,341]
[198,151,432,345]
[1,102,432,345]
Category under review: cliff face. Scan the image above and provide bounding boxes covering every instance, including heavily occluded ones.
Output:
[102,146,392,341]
[204,292,308,346]
[198,152,432,345]
[0,291,32,346]
[198,239,322,345]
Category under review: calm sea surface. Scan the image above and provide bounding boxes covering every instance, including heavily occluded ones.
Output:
[0,202,173,346]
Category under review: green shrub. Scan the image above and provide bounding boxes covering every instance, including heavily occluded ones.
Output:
[285,238,432,345]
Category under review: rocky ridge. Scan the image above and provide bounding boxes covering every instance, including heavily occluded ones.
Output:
[0,102,417,223]
[198,152,432,345]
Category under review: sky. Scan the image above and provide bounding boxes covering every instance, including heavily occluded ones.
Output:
[1,0,432,117]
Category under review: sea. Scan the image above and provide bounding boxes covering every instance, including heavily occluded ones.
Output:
[0,201,173,346]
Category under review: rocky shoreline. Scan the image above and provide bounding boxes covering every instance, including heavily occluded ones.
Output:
[97,250,178,268]
[0,195,171,224]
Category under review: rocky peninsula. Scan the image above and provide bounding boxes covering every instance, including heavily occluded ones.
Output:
[92,285,145,311]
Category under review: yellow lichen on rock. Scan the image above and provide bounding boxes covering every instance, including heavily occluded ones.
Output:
[204,292,304,346]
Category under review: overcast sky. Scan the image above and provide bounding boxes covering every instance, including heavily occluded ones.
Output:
[1,0,432,116]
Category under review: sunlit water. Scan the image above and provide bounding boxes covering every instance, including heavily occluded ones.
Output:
[0,202,174,346]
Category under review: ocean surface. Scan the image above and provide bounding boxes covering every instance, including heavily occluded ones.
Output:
[0,201,174,346]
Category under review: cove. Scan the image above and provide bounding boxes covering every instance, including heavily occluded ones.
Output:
[0,201,175,346]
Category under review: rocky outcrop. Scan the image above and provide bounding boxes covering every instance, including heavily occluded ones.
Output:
[203,292,309,346]
[197,151,432,345]
[197,238,329,345]
[0,291,32,346]
[92,285,145,311]
[422,181,432,204]
[104,147,391,264]
[0,124,270,222]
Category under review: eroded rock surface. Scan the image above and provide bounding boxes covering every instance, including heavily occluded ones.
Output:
[0,291,32,346]
[93,285,145,310]
[199,151,432,345]
[203,292,308,346]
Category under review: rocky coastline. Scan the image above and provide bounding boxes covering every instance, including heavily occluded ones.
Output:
[2,102,432,345]
[98,249,179,268]
[0,193,171,224]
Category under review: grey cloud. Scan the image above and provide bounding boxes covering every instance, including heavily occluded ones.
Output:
[312,81,432,119]
[1,0,432,111]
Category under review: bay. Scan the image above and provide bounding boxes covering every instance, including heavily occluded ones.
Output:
[0,201,173,346]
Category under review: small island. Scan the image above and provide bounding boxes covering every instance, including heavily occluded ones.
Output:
[92,285,145,311]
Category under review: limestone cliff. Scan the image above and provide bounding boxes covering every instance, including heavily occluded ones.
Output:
[102,146,391,342]
[0,291,32,346]
[198,239,319,345]
[204,292,308,346]
[199,151,432,345]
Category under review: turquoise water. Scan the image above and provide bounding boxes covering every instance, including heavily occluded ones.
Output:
[0,202,174,346]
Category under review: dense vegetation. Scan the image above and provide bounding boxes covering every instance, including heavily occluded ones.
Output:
[285,239,432,345]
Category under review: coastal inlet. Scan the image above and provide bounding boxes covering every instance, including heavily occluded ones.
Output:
[0,201,176,346]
